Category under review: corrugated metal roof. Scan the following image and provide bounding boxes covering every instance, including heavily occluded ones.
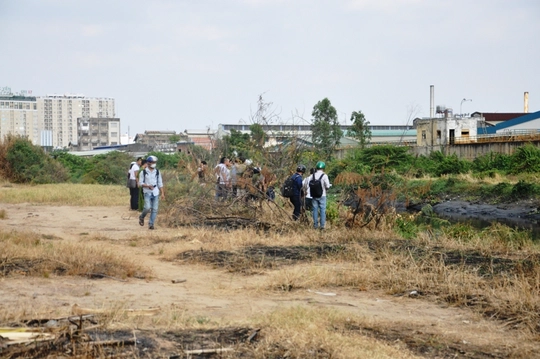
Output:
[471,112,525,122]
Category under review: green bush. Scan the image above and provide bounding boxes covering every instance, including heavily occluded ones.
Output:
[511,180,540,199]
[510,144,540,174]
[146,151,190,170]
[52,151,89,182]
[4,137,68,184]
[325,196,340,224]
[395,215,419,239]
[473,151,511,173]
[431,152,471,176]
[81,151,134,185]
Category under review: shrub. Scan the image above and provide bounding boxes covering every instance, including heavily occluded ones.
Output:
[52,151,89,182]
[473,151,511,173]
[0,135,68,184]
[511,180,540,199]
[81,151,134,185]
[510,144,540,174]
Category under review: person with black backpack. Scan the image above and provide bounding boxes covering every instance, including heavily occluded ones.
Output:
[138,156,165,230]
[289,165,306,221]
[310,161,331,230]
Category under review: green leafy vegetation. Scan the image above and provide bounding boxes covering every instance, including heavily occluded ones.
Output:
[0,135,68,184]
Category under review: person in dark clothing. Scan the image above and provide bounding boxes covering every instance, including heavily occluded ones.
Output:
[128,157,142,210]
[290,164,306,220]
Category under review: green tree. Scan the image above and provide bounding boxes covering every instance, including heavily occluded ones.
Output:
[348,111,371,148]
[53,150,89,182]
[3,136,69,184]
[250,123,266,149]
[221,129,251,159]
[169,134,181,144]
[311,98,343,159]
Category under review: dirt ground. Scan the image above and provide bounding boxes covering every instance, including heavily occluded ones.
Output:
[1,203,539,358]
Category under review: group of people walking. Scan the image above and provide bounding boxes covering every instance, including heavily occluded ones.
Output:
[289,161,331,230]
[209,157,264,201]
[127,155,331,231]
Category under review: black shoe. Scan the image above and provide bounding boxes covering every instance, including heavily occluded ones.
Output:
[149,225,154,230]
[139,216,144,226]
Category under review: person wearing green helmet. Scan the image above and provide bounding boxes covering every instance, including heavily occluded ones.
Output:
[309,161,332,230]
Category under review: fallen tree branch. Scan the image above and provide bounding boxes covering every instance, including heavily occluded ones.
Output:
[184,347,234,355]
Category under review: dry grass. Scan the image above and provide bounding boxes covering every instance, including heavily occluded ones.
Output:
[1,181,539,357]
[243,307,421,359]
[164,224,540,335]
[0,230,152,279]
[0,183,126,206]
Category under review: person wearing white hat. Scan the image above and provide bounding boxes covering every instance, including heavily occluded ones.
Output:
[138,155,165,230]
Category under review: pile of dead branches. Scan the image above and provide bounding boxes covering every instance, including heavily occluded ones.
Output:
[163,182,292,231]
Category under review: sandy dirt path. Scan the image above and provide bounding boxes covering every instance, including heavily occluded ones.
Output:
[0,203,538,356]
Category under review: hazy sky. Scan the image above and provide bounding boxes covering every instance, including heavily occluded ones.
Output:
[1,0,539,136]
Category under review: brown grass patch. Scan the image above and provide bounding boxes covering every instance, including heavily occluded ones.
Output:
[0,230,152,279]
[0,183,126,206]
[167,225,540,335]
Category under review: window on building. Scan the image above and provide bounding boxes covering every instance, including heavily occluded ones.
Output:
[461,129,470,137]
[110,122,118,128]
[110,132,118,137]
[422,130,426,140]
[437,130,441,139]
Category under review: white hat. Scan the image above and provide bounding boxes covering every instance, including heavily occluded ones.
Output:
[244,159,252,166]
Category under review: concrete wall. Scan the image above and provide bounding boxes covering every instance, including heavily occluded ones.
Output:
[411,140,540,160]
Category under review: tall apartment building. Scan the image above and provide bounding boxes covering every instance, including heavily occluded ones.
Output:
[77,117,121,150]
[0,90,39,144]
[37,94,115,148]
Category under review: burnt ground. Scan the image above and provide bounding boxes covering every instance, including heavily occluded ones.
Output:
[174,239,540,335]
[0,326,257,359]
[175,241,538,278]
[2,324,517,359]
[430,200,540,233]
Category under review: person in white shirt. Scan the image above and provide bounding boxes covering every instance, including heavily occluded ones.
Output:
[214,157,231,201]
[309,161,331,230]
[128,157,142,210]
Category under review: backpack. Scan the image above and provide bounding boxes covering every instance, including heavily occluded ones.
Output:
[142,168,160,186]
[280,174,296,198]
[309,173,325,198]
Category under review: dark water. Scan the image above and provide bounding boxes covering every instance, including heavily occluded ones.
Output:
[435,211,540,240]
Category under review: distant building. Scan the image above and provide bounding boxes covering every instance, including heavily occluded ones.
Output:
[215,123,416,147]
[183,129,216,151]
[414,112,479,154]
[120,133,135,145]
[477,110,540,135]
[0,91,39,144]
[76,117,121,150]
[38,94,115,149]
[134,130,182,152]
[471,112,527,126]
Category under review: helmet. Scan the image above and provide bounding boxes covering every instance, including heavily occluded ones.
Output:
[296,164,306,173]
[253,167,261,174]
[315,161,326,169]
[244,159,252,166]
[146,155,158,163]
